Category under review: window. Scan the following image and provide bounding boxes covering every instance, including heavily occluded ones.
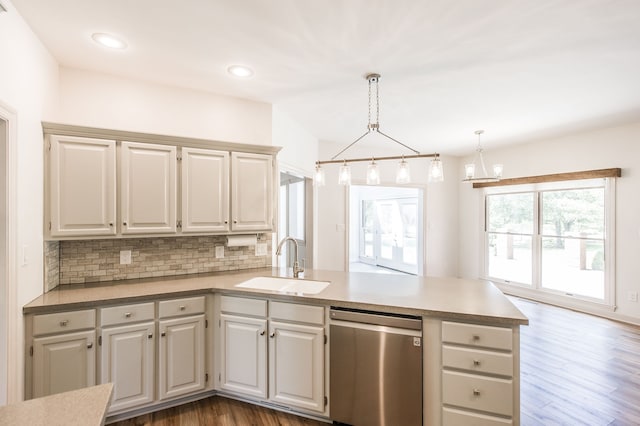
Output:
[484,179,614,304]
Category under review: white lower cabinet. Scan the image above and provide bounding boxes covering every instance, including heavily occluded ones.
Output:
[220,314,267,398]
[30,309,97,399]
[99,302,156,413]
[218,296,326,414]
[269,320,324,412]
[439,321,518,425]
[159,308,206,400]
[33,330,96,398]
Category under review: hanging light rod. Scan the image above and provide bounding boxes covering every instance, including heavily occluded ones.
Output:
[314,73,444,186]
[316,152,439,166]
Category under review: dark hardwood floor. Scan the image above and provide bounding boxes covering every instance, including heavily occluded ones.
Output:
[111,298,640,426]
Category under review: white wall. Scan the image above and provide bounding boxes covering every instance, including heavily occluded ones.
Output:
[0,0,59,403]
[458,121,640,323]
[272,106,319,175]
[315,140,458,276]
[57,67,273,146]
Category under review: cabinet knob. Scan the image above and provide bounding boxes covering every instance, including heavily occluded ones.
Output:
[123,222,127,226]
[224,220,228,224]
[124,312,132,318]
[59,320,69,327]
[473,359,481,366]
[233,220,238,224]
[148,334,153,339]
[179,305,186,311]
[161,332,166,337]
[259,330,265,336]
[269,332,276,338]
[109,223,113,227]
[472,334,480,341]
[473,388,481,396]
[87,342,93,349]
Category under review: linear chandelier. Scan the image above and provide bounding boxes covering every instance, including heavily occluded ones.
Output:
[314,73,444,186]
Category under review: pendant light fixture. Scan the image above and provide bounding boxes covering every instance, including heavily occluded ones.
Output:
[314,73,443,186]
[462,130,503,183]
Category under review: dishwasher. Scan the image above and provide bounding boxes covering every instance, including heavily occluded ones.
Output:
[329,307,422,426]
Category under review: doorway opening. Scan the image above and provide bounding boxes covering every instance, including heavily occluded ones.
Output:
[348,185,424,275]
[277,171,313,271]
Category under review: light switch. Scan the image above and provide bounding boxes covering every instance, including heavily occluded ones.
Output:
[120,250,132,265]
[215,246,224,259]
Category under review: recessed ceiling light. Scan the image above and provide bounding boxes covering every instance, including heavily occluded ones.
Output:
[227,65,254,78]
[91,33,127,50]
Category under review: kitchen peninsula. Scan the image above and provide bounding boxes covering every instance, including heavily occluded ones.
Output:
[23,269,528,425]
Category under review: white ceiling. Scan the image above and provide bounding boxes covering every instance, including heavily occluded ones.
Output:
[11,0,640,155]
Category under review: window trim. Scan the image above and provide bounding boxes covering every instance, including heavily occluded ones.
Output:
[482,178,616,308]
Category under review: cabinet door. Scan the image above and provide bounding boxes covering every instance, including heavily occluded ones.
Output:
[220,314,267,398]
[158,315,205,400]
[33,330,96,398]
[49,135,116,237]
[101,322,155,412]
[121,141,177,234]
[231,152,274,231]
[269,321,324,412]
[181,147,229,232]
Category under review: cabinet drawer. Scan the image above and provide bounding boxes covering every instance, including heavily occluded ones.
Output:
[159,296,205,318]
[443,370,513,416]
[442,322,512,351]
[442,345,513,377]
[100,302,155,327]
[443,407,513,426]
[220,295,267,318]
[33,309,96,335]
[270,301,324,325]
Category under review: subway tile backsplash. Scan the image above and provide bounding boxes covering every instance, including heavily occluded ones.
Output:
[47,235,272,287]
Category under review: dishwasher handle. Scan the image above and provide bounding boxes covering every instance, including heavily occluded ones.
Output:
[330,308,422,330]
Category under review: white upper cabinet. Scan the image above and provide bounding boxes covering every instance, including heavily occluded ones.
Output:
[231,152,274,232]
[49,135,116,237]
[121,141,177,234]
[181,148,230,233]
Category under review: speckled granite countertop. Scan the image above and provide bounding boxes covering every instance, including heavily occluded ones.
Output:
[23,268,528,325]
[0,383,113,426]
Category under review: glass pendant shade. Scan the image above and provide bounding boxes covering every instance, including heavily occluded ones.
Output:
[493,164,504,179]
[314,165,326,187]
[396,159,411,184]
[338,164,351,185]
[464,163,476,179]
[366,161,380,185]
[429,157,444,183]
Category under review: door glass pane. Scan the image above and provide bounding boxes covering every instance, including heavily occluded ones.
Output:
[400,203,417,265]
[361,200,374,258]
[288,181,305,240]
[487,233,532,285]
[541,188,604,238]
[377,202,395,261]
[541,237,604,299]
[487,193,534,234]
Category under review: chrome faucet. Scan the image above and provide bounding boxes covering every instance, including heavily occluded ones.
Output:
[275,237,304,278]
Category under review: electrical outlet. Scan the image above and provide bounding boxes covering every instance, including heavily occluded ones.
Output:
[628,291,638,302]
[120,250,132,265]
[255,243,267,256]
[215,246,224,259]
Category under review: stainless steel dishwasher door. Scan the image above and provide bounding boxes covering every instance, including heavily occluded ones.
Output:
[330,308,422,426]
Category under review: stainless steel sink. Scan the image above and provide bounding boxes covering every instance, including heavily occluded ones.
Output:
[235,276,330,295]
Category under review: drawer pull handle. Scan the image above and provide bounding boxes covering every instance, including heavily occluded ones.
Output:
[60,320,69,327]
[87,342,93,349]
[472,334,480,341]
[179,305,186,311]
[473,359,481,366]
[269,332,275,338]
[124,312,132,318]
[148,334,153,339]
[473,388,481,396]
[259,330,265,336]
